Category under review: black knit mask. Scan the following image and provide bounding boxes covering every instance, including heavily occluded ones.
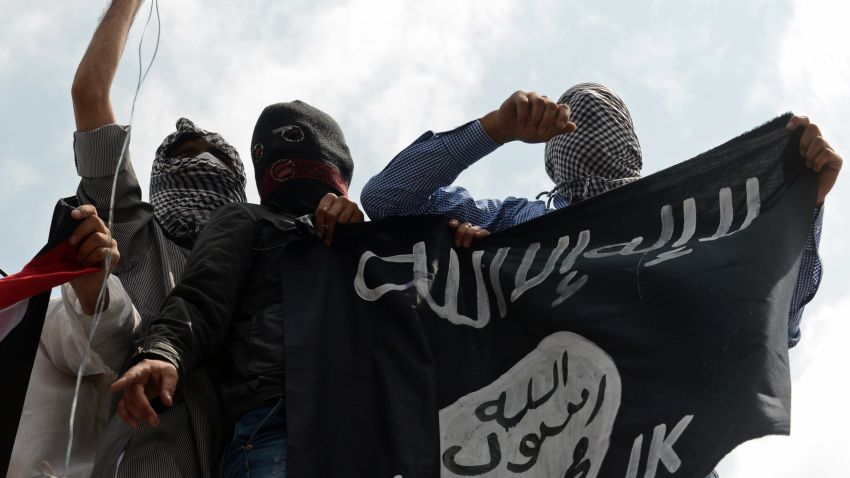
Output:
[251,101,354,208]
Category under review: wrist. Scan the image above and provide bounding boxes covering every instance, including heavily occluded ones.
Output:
[71,280,110,315]
[80,290,110,315]
[480,110,512,144]
[130,342,182,375]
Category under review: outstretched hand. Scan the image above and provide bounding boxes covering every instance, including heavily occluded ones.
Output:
[787,115,842,206]
[111,358,178,428]
[314,193,365,246]
[480,90,576,144]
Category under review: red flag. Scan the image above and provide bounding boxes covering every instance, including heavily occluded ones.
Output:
[0,238,99,341]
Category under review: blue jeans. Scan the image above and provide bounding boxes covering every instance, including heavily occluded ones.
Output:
[220,399,287,478]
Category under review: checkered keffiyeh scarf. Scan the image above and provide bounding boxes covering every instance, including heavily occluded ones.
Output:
[150,118,247,246]
[545,83,642,202]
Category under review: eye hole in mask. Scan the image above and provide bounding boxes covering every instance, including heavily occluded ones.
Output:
[272,125,306,143]
[194,151,231,171]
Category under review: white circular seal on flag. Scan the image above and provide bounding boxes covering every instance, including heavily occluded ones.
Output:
[439,331,622,477]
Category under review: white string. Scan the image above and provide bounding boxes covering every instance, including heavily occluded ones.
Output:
[62,1,161,476]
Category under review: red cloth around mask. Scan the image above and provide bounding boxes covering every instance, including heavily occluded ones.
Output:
[259,159,349,200]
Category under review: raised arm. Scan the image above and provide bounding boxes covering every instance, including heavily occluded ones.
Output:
[71,0,142,132]
[479,90,576,145]
[360,91,574,231]
[71,0,154,274]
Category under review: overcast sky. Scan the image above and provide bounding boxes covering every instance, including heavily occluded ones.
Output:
[1,0,848,475]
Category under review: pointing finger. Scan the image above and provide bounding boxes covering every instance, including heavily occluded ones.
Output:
[117,398,140,428]
[112,367,140,391]
[129,381,158,427]
[123,387,151,428]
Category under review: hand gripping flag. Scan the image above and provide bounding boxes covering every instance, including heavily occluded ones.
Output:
[279,114,817,478]
[0,200,99,476]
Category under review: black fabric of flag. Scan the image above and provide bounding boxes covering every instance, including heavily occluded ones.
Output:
[282,114,815,478]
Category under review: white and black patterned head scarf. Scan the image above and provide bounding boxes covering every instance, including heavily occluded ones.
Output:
[545,83,642,203]
[150,118,247,247]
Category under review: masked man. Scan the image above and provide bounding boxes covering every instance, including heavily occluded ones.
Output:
[111,101,364,478]
[361,83,838,348]
[360,83,840,478]
[70,1,248,476]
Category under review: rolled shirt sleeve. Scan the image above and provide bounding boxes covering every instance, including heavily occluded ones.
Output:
[73,124,155,275]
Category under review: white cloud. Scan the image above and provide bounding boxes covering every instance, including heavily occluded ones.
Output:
[0,47,8,75]
[613,31,691,112]
[106,0,521,203]
[0,3,89,87]
[746,0,850,146]
[775,1,850,111]
[0,158,40,201]
[609,16,728,116]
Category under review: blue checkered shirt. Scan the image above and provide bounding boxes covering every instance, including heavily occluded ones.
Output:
[361,120,824,347]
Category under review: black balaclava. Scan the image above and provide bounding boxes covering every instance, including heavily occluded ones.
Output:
[545,83,642,202]
[251,101,354,215]
[150,118,247,247]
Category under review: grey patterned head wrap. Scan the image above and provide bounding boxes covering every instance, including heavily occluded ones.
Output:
[544,83,642,202]
[150,118,247,246]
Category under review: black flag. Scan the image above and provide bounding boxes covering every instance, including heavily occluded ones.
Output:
[281,114,816,478]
